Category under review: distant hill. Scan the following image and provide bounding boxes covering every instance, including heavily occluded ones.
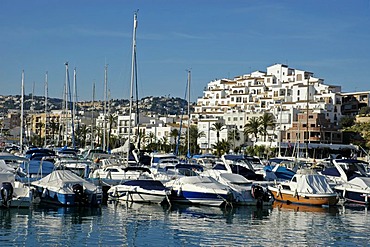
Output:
[0,94,192,115]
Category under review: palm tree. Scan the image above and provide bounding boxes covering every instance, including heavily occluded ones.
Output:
[259,113,275,142]
[49,119,59,145]
[107,114,117,150]
[188,125,205,156]
[228,128,241,151]
[169,128,179,152]
[75,124,88,148]
[211,122,226,143]
[244,117,261,143]
[212,139,230,157]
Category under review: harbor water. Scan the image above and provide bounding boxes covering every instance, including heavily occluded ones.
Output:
[0,202,369,246]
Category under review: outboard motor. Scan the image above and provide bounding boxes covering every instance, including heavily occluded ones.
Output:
[1,182,14,207]
[251,184,266,208]
[72,183,85,205]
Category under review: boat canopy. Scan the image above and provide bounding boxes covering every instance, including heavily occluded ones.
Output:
[295,174,334,194]
[32,170,97,191]
[348,177,370,189]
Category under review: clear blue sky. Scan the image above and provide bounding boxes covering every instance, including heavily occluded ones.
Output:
[1,0,370,102]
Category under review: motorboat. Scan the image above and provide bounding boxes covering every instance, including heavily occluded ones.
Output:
[16,155,55,183]
[0,159,33,208]
[268,169,339,206]
[191,154,219,169]
[151,163,203,183]
[324,159,370,205]
[203,169,273,206]
[263,158,298,181]
[0,171,33,208]
[32,170,102,207]
[150,153,179,169]
[320,159,369,185]
[54,158,94,177]
[89,166,152,186]
[220,154,264,181]
[107,179,170,204]
[165,175,234,207]
[335,177,370,205]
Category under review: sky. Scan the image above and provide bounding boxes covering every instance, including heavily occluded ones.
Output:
[1,0,370,102]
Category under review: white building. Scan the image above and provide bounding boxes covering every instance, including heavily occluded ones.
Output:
[193,63,347,152]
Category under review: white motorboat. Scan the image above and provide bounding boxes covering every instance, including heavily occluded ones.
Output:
[323,159,370,205]
[107,179,170,204]
[203,169,273,206]
[165,175,233,207]
[0,172,33,208]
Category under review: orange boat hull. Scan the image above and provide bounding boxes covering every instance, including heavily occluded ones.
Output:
[270,190,338,206]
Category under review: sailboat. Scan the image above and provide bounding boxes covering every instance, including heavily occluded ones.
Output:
[125,11,140,165]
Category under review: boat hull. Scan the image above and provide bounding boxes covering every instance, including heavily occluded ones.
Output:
[335,188,370,205]
[34,187,102,207]
[108,187,168,204]
[169,190,230,207]
[269,187,338,206]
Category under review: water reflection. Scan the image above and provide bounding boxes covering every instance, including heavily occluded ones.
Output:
[0,201,370,246]
[0,208,31,230]
[272,201,339,214]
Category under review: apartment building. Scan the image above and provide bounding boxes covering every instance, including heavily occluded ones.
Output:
[193,63,353,152]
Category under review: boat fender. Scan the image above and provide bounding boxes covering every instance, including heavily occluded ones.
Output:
[342,189,346,199]
[42,188,49,198]
[113,187,118,197]
[276,184,282,198]
[263,189,273,202]
[177,187,182,197]
[0,182,14,207]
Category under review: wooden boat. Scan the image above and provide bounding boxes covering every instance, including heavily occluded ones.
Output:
[268,169,339,206]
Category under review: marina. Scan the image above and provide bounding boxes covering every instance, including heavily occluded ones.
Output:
[1,2,370,246]
[0,146,370,246]
[0,202,370,246]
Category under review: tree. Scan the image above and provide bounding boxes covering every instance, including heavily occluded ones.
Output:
[228,128,240,152]
[359,106,370,116]
[211,122,226,143]
[244,117,261,143]
[75,124,88,148]
[188,125,205,156]
[259,113,275,141]
[169,129,180,152]
[344,121,370,149]
[107,114,117,150]
[339,115,355,129]
[212,139,230,157]
[49,119,59,145]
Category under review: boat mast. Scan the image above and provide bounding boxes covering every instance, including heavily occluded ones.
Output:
[20,70,24,153]
[91,82,95,149]
[107,89,111,151]
[103,64,108,152]
[306,76,310,159]
[44,72,48,148]
[127,11,138,164]
[71,67,76,149]
[187,69,191,158]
